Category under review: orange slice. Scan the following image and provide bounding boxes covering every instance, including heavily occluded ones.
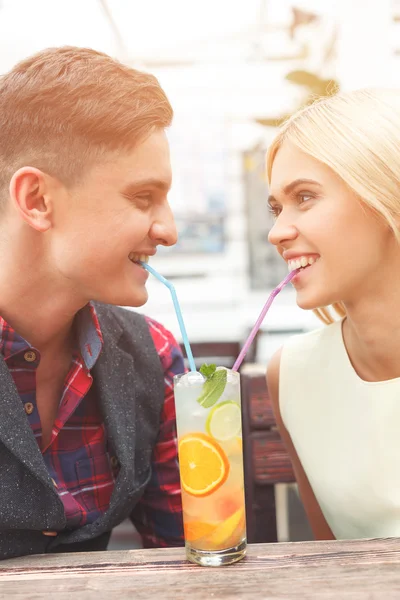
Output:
[178,432,230,497]
[207,507,246,550]
[184,521,217,542]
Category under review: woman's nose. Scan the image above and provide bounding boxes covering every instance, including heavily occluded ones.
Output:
[268,214,299,247]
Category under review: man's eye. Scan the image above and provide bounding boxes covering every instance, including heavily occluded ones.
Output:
[134,194,152,207]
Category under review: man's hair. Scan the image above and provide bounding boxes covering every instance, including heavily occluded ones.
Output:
[0,46,173,197]
[266,87,400,325]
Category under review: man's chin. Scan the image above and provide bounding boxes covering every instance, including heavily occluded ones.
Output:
[94,288,149,308]
[121,290,149,308]
[129,294,149,308]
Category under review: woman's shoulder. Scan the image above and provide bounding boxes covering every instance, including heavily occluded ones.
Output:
[274,319,345,397]
[267,319,344,394]
[282,319,343,360]
[271,320,345,430]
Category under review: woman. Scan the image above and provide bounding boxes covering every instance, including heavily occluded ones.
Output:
[266,88,400,540]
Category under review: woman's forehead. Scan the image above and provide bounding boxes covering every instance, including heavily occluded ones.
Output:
[270,142,341,193]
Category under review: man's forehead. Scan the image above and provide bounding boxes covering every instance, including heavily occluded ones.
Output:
[125,133,171,184]
[123,176,172,193]
[111,154,172,189]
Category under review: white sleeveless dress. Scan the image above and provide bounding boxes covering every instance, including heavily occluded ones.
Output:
[280,319,400,539]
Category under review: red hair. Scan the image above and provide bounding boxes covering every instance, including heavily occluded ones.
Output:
[0,46,173,194]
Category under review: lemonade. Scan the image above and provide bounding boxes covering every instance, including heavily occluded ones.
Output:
[174,366,247,566]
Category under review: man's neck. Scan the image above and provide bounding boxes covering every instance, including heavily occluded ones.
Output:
[0,301,80,355]
[0,225,92,355]
[0,266,86,355]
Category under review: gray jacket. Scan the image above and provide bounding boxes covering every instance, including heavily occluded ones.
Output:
[0,304,170,559]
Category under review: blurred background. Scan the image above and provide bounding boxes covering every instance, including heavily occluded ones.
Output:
[4,0,399,544]
[1,0,397,360]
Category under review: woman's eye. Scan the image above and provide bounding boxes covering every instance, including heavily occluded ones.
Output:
[298,192,314,203]
[267,204,281,218]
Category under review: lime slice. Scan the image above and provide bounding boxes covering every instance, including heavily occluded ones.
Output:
[206,400,242,442]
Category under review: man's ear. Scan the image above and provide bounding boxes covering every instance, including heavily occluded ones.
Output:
[9,167,53,232]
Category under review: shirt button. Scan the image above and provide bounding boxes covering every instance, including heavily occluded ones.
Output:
[110,456,119,469]
[24,350,37,363]
[24,402,34,415]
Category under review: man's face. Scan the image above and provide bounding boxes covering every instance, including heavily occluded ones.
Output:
[50,129,177,307]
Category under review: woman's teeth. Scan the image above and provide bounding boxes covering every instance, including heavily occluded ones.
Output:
[128,253,149,264]
[287,256,318,272]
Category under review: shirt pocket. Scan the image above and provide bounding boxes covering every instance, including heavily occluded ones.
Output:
[75,453,115,514]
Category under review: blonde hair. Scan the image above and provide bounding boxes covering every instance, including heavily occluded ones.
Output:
[266,88,400,324]
[0,46,173,201]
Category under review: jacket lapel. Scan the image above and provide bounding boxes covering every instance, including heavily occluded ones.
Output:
[0,305,139,516]
[92,308,137,505]
[0,356,54,491]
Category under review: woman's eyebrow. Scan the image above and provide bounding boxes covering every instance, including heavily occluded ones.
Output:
[268,178,321,205]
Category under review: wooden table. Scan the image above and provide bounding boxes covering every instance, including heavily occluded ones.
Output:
[0,538,399,599]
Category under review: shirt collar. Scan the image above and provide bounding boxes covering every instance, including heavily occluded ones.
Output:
[75,302,103,370]
[0,318,30,360]
[0,302,103,370]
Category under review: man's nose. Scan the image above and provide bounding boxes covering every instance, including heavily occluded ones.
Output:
[268,213,299,247]
[150,203,178,247]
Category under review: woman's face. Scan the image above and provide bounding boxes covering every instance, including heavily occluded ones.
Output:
[268,141,400,311]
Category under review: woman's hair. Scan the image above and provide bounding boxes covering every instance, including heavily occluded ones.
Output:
[0,46,173,204]
[266,88,400,324]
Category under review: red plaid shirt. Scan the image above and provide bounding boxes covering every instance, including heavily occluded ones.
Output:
[0,304,184,547]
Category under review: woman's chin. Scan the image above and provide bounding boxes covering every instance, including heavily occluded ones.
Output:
[295,291,331,312]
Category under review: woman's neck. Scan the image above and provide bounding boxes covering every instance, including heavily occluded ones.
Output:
[341,306,400,382]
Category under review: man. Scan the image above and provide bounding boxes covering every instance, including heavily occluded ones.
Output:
[0,46,185,559]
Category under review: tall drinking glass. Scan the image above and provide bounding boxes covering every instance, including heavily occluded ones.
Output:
[174,367,247,566]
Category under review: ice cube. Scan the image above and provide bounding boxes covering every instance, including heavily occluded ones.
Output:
[226,368,240,386]
[176,371,205,387]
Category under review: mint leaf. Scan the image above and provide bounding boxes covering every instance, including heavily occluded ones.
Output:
[200,363,216,379]
[197,369,227,408]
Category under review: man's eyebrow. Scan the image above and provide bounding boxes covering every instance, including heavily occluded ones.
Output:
[122,178,172,193]
[268,178,321,205]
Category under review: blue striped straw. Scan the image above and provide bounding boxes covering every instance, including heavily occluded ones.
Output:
[140,262,197,372]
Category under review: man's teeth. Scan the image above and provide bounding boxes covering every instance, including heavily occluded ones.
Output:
[128,253,149,264]
[287,256,318,272]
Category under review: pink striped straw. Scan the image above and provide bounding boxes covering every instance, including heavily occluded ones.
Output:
[232,270,299,372]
